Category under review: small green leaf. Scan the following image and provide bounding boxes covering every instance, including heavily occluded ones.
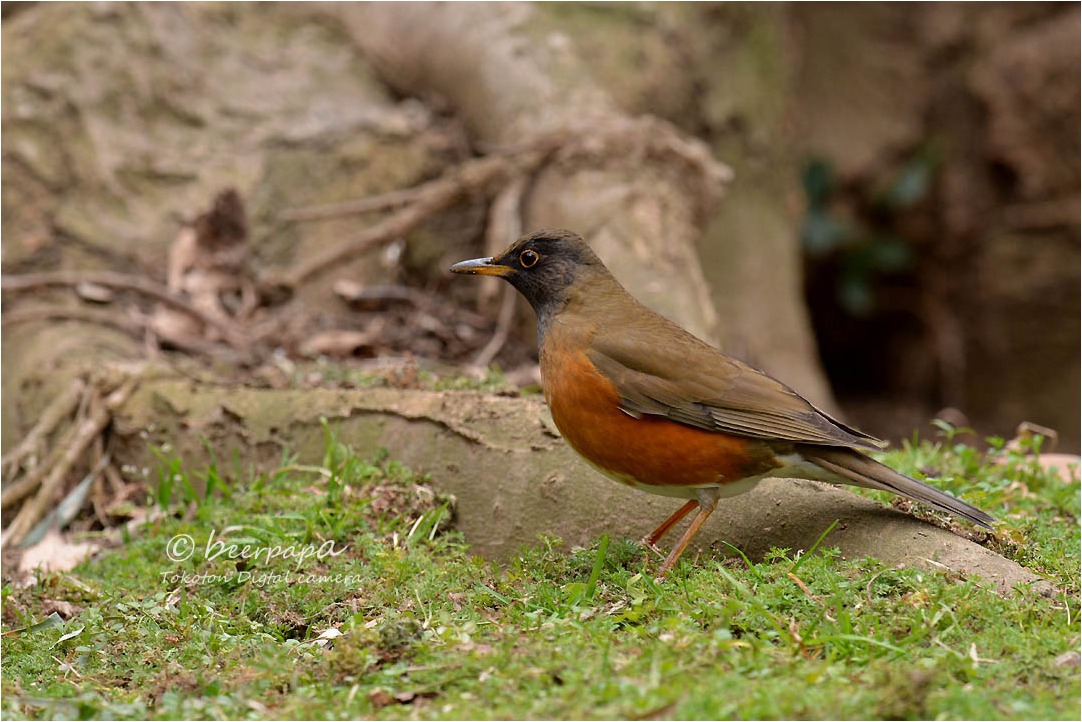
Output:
[2,611,64,637]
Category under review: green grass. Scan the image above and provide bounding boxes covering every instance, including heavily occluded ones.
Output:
[2,425,1078,720]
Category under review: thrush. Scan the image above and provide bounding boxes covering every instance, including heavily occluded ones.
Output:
[451,229,994,576]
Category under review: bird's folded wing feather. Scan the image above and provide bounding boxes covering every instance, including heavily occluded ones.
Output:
[587,327,882,450]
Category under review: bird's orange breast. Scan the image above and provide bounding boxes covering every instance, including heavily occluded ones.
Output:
[540,326,778,491]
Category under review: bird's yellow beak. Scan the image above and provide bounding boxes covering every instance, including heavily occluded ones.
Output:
[449,256,515,277]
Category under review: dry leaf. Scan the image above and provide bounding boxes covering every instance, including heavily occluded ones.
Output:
[17,529,100,579]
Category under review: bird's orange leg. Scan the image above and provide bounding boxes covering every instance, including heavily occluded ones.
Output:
[644,499,698,548]
[656,491,720,578]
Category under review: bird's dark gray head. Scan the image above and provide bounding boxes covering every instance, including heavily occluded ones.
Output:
[450,229,606,321]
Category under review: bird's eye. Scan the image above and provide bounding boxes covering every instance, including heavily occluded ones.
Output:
[519,249,540,268]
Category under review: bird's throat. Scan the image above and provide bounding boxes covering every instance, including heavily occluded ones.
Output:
[531,296,567,348]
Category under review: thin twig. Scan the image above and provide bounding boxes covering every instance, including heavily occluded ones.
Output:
[0,424,79,511]
[468,174,526,370]
[1,378,86,479]
[1,271,248,347]
[103,462,126,497]
[1000,196,1079,230]
[89,436,110,528]
[787,572,823,604]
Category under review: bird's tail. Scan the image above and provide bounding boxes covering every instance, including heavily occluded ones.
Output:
[797,445,995,529]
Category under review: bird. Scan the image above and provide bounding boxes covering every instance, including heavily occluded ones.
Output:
[450,229,994,577]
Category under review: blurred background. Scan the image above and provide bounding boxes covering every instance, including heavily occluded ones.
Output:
[3,2,1079,452]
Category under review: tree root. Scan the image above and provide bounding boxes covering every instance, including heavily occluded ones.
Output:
[2,307,146,338]
[1,271,249,348]
[105,378,1051,597]
[268,146,557,292]
[281,185,434,223]
[271,116,730,294]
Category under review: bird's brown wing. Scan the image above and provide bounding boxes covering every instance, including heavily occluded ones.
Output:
[587,324,883,451]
